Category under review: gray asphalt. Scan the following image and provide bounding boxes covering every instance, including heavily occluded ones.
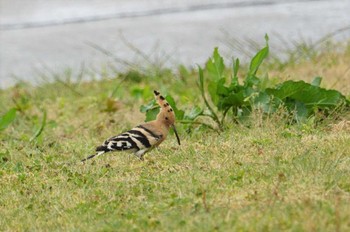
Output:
[1,0,350,88]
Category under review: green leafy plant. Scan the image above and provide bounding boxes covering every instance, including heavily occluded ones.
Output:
[265,79,348,121]
[194,35,271,130]
[141,35,349,131]
[193,35,348,129]
[0,108,17,131]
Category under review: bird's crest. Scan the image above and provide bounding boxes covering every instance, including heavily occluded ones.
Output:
[153,90,175,124]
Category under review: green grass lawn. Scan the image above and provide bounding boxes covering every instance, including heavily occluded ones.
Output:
[0,42,350,231]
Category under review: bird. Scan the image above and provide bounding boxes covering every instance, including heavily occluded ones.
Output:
[81,90,181,162]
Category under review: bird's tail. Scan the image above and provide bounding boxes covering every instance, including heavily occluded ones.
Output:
[81,151,105,162]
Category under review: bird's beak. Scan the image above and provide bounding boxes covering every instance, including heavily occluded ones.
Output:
[171,124,181,145]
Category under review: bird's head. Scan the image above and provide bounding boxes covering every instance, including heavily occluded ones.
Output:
[154,90,180,145]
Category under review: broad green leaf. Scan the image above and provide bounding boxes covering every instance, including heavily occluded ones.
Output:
[311,76,322,87]
[206,47,225,80]
[243,87,255,99]
[294,101,309,122]
[244,75,260,88]
[253,92,272,113]
[266,81,306,100]
[266,80,346,108]
[209,78,229,107]
[145,107,159,122]
[165,95,176,109]
[0,108,17,131]
[228,79,243,92]
[175,109,185,120]
[216,78,229,96]
[140,99,156,113]
[295,88,344,108]
[165,95,185,120]
[248,37,269,77]
[218,91,245,110]
[208,80,219,105]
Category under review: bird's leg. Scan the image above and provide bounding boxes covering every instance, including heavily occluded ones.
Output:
[134,149,147,161]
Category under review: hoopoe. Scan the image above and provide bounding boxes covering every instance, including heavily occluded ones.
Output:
[81,90,180,162]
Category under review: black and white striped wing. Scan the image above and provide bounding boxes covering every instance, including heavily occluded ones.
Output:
[95,125,161,153]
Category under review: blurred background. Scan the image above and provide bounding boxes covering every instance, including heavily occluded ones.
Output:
[1,0,350,89]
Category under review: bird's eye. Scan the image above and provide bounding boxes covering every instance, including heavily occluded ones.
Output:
[165,117,169,120]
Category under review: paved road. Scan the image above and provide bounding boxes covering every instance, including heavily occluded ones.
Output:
[1,0,350,88]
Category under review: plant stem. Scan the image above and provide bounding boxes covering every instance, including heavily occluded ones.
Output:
[221,107,231,126]
[204,97,222,130]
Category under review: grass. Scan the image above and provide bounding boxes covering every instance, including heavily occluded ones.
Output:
[0,41,350,231]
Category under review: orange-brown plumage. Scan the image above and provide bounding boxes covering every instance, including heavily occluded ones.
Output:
[81,90,180,162]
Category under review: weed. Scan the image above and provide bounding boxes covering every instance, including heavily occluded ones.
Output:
[142,36,349,131]
[0,108,17,131]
